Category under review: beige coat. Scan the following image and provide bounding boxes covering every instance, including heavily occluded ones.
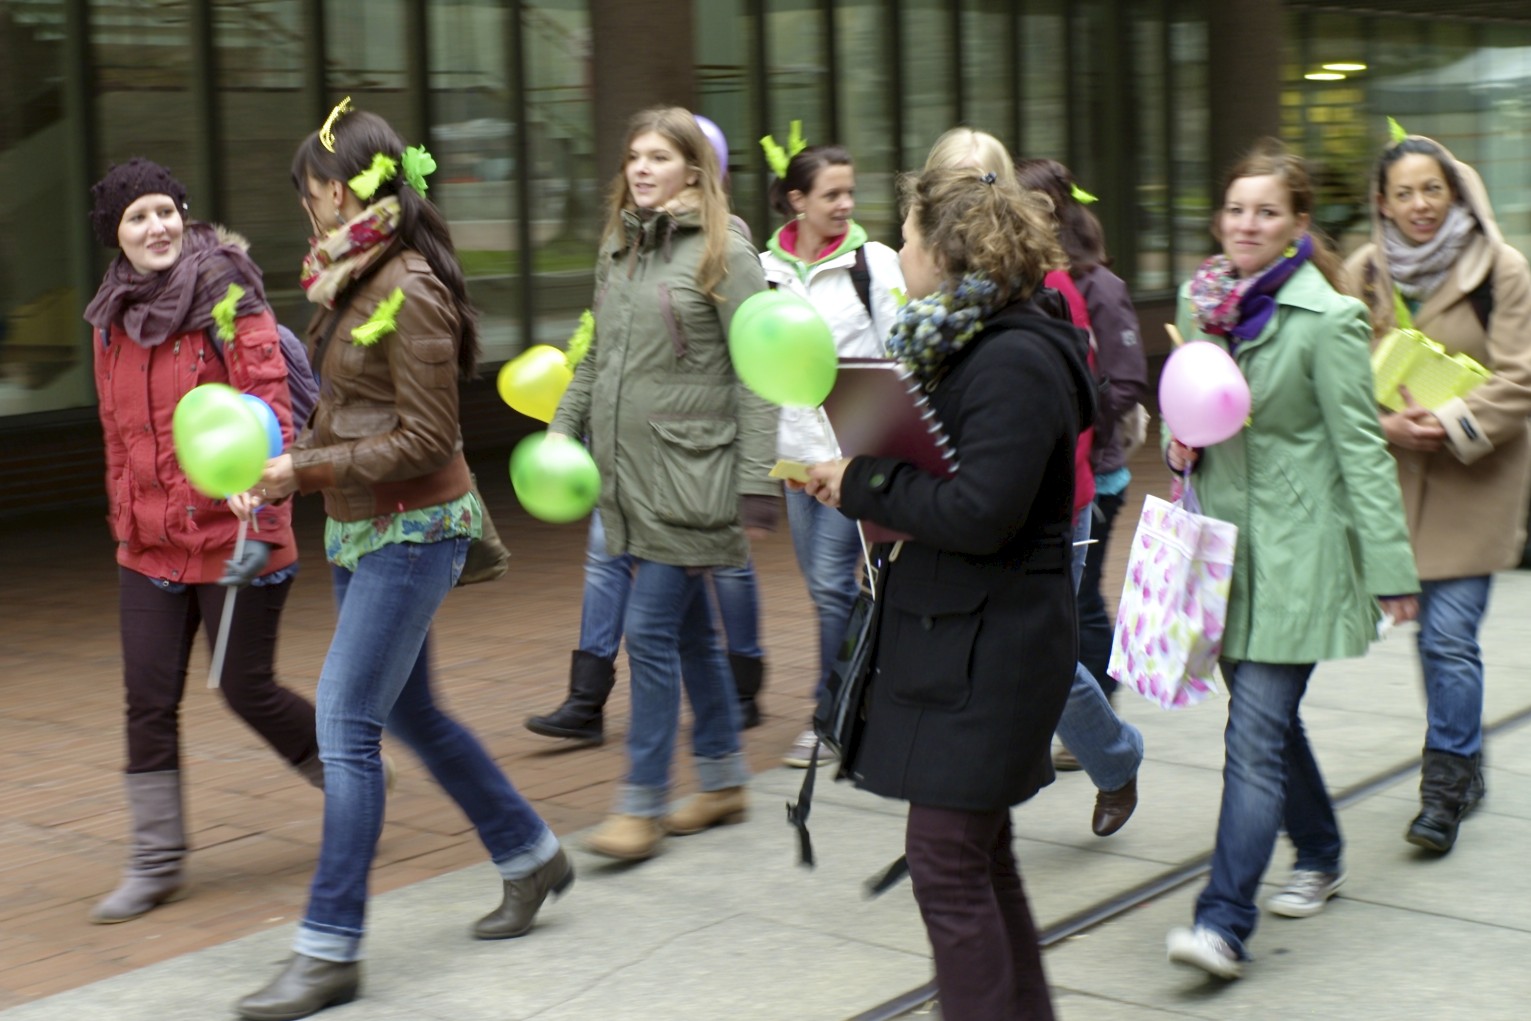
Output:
[1345,137,1531,579]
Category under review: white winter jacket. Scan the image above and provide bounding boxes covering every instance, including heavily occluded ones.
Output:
[759,220,905,462]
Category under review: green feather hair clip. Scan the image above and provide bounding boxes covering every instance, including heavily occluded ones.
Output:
[1070,183,1099,205]
[565,309,595,369]
[351,287,406,346]
[212,283,244,342]
[759,120,807,179]
[349,153,398,201]
[401,145,437,197]
[1387,116,1409,143]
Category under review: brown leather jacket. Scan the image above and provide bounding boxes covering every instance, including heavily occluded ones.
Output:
[292,246,471,523]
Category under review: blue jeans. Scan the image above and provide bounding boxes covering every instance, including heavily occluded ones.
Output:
[577,509,761,660]
[296,538,556,963]
[1056,507,1143,792]
[1416,575,1491,758]
[618,559,749,817]
[785,487,862,695]
[1193,660,1341,957]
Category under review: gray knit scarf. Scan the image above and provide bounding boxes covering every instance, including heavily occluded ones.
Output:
[1381,202,1476,300]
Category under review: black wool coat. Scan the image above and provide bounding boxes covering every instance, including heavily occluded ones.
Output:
[839,300,1095,812]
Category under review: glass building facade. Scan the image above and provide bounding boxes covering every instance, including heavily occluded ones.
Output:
[1,0,1529,432]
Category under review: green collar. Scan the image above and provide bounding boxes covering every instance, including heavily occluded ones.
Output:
[766,220,867,271]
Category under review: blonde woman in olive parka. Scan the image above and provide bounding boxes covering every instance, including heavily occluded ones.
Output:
[1345,132,1531,855]
[550,106,776,862]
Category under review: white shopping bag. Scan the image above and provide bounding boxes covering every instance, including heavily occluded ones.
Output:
[1107,491,1237,709]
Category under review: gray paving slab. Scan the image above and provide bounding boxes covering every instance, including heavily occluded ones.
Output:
[5,572,1531,1021]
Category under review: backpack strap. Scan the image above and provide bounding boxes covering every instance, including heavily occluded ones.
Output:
[1468,273,1494,332]
[849,246,873,320]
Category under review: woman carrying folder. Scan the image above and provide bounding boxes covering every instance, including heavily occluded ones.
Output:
[806,165,1094,1021]
[1345,131,1531,854]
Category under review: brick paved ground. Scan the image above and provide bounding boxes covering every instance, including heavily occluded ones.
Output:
[0,442,1165,1009]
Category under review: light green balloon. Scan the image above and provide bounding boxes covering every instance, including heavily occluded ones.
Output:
[171,383,269,498]
[510,432,601,524]
[728,291,838,406]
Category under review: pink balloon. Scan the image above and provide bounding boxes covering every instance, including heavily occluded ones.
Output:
[1158,341,1251,446]
[695,115,729,177]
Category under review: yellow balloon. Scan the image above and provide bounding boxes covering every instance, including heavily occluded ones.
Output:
[497,345,574,423]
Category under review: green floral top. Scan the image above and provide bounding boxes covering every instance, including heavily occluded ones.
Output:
[323,492,483,571]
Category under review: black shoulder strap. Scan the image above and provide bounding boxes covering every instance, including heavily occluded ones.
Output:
[1468,273,1494,332]
[849,246,873,319]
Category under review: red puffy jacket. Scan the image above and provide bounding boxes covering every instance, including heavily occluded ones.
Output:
[95,310,298,584]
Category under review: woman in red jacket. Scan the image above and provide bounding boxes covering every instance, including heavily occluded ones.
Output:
[83,158,320,924]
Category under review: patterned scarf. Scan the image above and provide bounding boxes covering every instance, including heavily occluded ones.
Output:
[83,222,268,347]
[886,273,1002,385]
[300,196,402,308]
[1188,233,1312,341]
[1381,202,1476,300]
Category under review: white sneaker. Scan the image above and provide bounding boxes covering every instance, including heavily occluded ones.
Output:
[1266,869,1345,918]
[783,729,836,769]
[1166,925,1243,979]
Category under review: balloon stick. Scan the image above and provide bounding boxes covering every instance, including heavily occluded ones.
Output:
[207,516,248,688]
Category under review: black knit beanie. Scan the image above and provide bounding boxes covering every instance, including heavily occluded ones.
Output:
[89,158,189,248]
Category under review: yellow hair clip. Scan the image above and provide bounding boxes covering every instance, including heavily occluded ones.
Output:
[320,96,354,153]
[1070,183,1099,204]
[1387,116,1408,143]
[349,153,398,201]
[759,119,807,179]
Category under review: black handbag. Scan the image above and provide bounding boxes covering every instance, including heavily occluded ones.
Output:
[787,534,886,867]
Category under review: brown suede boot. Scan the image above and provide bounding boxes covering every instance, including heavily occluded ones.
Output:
[583,814,664,861]
[665,787,749,835]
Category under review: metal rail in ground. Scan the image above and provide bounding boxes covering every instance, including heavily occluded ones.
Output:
[847,703,1531,1021]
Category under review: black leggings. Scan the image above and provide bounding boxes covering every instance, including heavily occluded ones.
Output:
[118,567,317,773]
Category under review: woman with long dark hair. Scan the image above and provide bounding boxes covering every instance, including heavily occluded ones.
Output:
[235,102,568,1021]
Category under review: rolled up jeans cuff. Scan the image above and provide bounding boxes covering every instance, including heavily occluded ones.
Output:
[616,782,670,818]
[294,924,362,964]
[694,751,750,792]
[494,826,561,881]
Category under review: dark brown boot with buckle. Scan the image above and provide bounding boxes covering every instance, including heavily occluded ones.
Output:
[1092,776,1138,837]
[472,846,575,939]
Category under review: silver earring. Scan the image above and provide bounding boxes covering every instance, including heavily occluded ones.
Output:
[795,211,806,221]
[335,207,345,227]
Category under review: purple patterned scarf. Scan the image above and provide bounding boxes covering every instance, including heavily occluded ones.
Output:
[83,222,267,348]
[1188,233,1313,341]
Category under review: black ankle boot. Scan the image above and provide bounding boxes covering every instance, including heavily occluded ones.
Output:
[525,651,616,742]
[236,954,360,1021]
[1406,748,1476,854]
[729,654,765,729]
[472,846,575,939]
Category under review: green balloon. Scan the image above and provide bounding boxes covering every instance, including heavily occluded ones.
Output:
[510,432,601,524]
[171,383,269,498]
[728,291,838,406]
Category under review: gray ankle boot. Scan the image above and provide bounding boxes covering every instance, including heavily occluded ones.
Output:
[89,770,187,923]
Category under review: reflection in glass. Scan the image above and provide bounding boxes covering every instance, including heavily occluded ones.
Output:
[2,0,80,412]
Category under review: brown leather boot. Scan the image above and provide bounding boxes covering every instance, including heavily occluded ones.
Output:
[1092,776,1138,837]
[665,787,749,835]
[583,814,664,861]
